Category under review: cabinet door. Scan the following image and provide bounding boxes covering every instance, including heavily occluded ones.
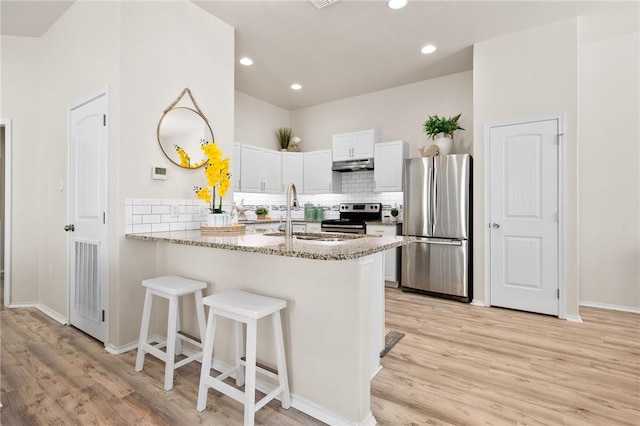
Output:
[304,150,341,194]
[282,152,304,194]
[262,149,282,193]
[240,145,262,192]
[332,133,353,161]
[374,140,406,192]
[352,130,377,159]
[306,222,321,232]
[232,143,242,191]
[367,225,398,283]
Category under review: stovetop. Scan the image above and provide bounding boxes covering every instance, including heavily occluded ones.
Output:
[322,203,382,224]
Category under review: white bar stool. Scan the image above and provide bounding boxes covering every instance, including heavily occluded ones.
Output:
[197,290,291,426]
[135,275,207,391]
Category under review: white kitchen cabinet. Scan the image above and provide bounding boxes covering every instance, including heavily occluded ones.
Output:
[282,152,304,193]
[303,150,342,194]
[374,140,408,192]
[306,222,321,233]
[232,142,242,191]
[332,129,381,161]
[240,145,282,193]
[367,224,401,286]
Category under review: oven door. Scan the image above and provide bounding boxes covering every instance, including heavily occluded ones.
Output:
[320,222,366,234]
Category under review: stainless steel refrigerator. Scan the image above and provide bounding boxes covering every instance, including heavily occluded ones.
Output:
[401,154,472,301]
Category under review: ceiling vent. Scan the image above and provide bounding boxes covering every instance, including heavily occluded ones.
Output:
[308,0,340,10]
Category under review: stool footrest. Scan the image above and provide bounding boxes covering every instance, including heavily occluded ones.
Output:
[239,357,279,380]
[177,330,202,346]
[143,343,168,362]
[205,376,245,404]
[174,352,203,369]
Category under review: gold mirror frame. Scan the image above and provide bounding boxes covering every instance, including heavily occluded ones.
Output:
[157,88,214,169]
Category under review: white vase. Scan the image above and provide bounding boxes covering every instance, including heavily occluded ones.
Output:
[433,133,453,156]
[206,213,228,227]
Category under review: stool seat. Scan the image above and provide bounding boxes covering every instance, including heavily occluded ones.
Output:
[204,290,286,319]
[136,275,207,391]
[197,290,291,426]
[142,275,207,296]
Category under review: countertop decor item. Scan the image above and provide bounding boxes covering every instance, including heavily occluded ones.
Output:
[288,136,301,152]
[419,145,439,157]
[255,207,268,220]
[390,208,399,222]
[422,113,464,156]
[275,127,292,150]
[194,141,231,215]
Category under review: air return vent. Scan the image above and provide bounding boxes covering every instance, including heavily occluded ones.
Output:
[309,0,339,10]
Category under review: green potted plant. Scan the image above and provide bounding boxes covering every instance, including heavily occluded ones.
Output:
[255,207,268,220]
[275,127,292,151]
[422,113,464,156]
[390,208,399,222]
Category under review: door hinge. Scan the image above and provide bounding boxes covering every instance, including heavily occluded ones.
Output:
[556,211,559,223]
[557,289,560,299]
[557,133,564,145]
[102,310,105,322]
[103,114,107,126]
[103,211,106,224]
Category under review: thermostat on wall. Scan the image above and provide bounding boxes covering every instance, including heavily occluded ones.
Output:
[152,166,167,180]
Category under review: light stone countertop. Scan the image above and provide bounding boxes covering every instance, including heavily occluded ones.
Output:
[125,230,414,261]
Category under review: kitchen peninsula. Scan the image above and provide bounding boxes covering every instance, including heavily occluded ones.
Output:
[126,230,414,425]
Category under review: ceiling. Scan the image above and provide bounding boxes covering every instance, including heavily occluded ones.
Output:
[2,1,637,110]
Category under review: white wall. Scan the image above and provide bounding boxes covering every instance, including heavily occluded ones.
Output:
[0,36,41,303]
[473,19,580,316]
[290,71,473,157]
[2,0,235,346]
[235,90,290,150]
[578,22,639,309]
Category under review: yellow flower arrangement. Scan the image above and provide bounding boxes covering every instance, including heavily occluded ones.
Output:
[174,144,191,168]
[194,141,231,213]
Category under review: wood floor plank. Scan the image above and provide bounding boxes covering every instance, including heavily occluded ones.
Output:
[2,287,639,425]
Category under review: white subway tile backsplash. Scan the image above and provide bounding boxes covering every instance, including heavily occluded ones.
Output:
[133,205,151,215]
[152,205,170,214]
[170,222,187,231]
[132,224,152,233]
[178,214,193,222]
[152,223,170,232]
[142,215,161,224]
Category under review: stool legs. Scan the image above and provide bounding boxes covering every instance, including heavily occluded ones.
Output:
[197,308,217,412]
[194,290,207,350]
[135,290,154,372]
[273,311,291,409]
[244,320,258,426]
[165,295,179,390]
[235,321,245,386]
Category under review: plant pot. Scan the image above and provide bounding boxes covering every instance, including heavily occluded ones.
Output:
[206,213,229,227]
[280,148,288,152]
[433,133,453,156]
[256,214,266,220]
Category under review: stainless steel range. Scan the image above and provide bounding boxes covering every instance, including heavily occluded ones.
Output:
[321,203,382,234]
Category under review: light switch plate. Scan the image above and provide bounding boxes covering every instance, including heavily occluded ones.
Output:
[152,166,167,180]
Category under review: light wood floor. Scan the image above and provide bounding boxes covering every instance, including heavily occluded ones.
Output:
[1,287,639,425]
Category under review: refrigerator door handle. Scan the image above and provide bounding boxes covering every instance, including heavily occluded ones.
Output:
[414,237,463,246]
[431,160,437,232]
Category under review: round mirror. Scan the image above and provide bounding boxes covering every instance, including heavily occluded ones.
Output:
[157,106,213,168]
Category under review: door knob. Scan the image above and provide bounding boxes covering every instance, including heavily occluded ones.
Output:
[491,223,501,229]
[64,224,75,232]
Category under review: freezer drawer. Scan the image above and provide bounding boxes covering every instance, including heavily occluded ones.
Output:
[401,238,470,300]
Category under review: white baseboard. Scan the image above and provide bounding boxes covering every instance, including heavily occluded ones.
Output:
[8,302,67,325]
[579,300,640,314]
[471,299,486,307]
[105,335,163,355]
[564,314,583,323]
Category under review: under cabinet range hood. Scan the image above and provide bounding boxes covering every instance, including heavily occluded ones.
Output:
[332,158,374,172]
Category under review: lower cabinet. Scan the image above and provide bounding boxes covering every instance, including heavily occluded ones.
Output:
[306,222,322,233]
[366,224,402,286]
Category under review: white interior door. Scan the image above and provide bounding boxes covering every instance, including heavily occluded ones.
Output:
[68,92,108,342]
[489,118,559,316]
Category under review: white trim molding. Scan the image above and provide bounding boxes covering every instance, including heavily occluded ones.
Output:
[8,303,68,325]
[1,119,12,308]
[580,300,640,314]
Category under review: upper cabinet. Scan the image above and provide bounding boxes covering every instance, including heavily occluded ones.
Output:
[232,142,242,191]
[304,150,342,194]
[282,152,304,194]
[332,129,381,161]
[240,145,282,193]
[374,140,408,192]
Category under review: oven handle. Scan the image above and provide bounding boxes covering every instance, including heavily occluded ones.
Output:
[321,224,364,229]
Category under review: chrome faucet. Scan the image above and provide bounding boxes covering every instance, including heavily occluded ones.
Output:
[285,183,299,240]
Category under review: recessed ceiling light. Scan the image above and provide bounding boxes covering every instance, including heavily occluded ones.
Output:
[388,0,407,9]
[291,83,302,90]
[421,44,437,55]
[239,57,253,66]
